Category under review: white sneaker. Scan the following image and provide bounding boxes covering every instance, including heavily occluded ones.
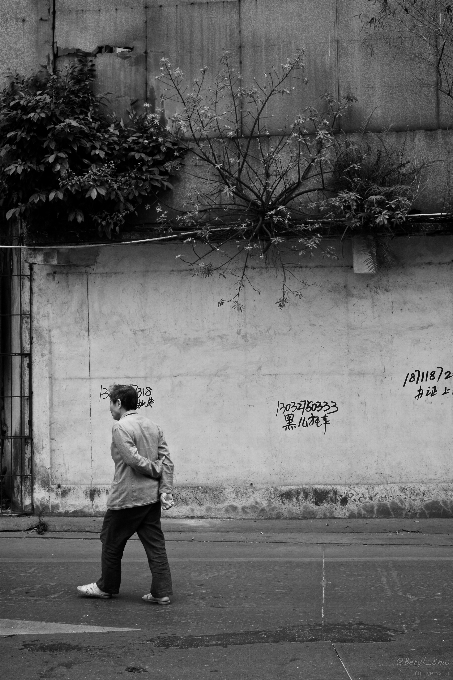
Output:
[142,593,171,605]
[77,582,111,599]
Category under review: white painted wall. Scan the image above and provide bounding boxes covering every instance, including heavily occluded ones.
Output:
[29,235,453,516]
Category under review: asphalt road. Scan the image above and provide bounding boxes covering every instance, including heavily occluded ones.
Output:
[0,519,452,679]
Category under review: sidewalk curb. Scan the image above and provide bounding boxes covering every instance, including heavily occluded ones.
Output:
[1,516,453,534]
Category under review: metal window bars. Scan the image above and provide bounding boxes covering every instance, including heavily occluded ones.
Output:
[0,248,32,514]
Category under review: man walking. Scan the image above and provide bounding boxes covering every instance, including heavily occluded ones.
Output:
[77,384,174,604]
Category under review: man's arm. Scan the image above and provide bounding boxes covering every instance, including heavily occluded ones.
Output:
[113,423,162,478]
[157,427,174,495]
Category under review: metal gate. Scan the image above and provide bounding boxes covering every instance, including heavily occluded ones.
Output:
[0,248,32,514]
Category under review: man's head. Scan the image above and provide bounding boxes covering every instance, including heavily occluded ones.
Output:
[108,384,138,420]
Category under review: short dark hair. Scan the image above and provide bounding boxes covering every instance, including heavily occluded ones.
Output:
[108,384,138,411]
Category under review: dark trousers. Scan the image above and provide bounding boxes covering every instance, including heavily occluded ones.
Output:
[96,502,172,597]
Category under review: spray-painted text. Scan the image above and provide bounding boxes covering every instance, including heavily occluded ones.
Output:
[99,385,154,409]
[276,400,338,434]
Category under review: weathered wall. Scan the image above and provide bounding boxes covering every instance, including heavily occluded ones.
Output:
[1,2,451,207]
[28,236,453,517]
[53,0,441,131]
[4,1,453,518]
[49,1,453,211]
[6,0,441,132]
[0,0,52,87]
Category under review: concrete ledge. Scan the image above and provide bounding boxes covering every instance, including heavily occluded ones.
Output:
[1,515,453,535]
[0,515,103,532]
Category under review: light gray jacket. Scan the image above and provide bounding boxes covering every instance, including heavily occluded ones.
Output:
[107,410,174,509]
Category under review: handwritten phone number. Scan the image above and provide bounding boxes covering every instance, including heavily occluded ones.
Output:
[403,367,453,387]
[276,400,338,434]
[276,400,338,416]
[99,384,154,409]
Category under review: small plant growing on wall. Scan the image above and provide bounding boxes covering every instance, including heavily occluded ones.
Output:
[157,51,354,309]
[0,53,426,303]
[0,59,185,242]
[157,52,423,303]
[322,134,423,271]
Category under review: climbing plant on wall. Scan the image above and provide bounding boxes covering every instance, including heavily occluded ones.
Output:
[157,51,355,308]
[0,53,423,306]
[0,59,186,242]
[156,51,422,306]
[320,134,423,271]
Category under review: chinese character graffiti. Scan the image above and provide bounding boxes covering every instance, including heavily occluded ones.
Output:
[403,367,453,400]
[276,400,338,434]
[99,384,154,409]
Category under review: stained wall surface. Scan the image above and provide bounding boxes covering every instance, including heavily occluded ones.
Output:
[0,0,52,87]
[0,1,446,132]
[53,0,441,130]
[29,237,453,517]
[51,1,453,209]
[4,1,453,517]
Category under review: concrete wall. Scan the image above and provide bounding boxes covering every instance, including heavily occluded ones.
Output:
[53,0,441,131]
[49,1,453,210]
[0,1,449,189]
[9,0,441,133]
[28,236,453,518]
[4,1,453,518]
[0,0,52,87]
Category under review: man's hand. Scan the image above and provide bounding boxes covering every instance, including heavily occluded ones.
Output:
[160,492,174,510]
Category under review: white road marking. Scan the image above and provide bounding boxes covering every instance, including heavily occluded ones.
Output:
[0,619,138,635]
[332,643,355,680]
[0,556,452,562]
[377,565,393,597]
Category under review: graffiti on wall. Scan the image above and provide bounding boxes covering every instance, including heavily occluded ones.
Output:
[99,385,154,409]
[276,400,339,434]
[403,367,453,399]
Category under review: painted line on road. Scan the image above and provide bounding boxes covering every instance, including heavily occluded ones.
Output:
[0,556,453,563]
[0,619,138,635]
[332,643,355,680]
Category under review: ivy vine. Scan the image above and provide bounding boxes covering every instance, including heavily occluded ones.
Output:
[0,58,186,242]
